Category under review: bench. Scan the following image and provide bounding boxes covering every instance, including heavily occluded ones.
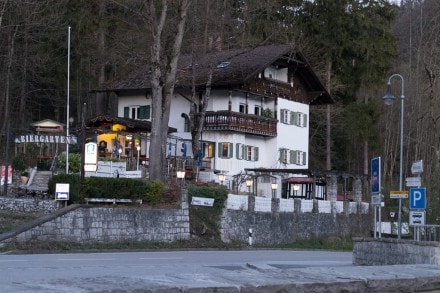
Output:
[85,198,143,205]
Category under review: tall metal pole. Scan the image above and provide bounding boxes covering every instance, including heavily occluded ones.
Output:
[66,26,71,174]
[384,73,405,239]
[398,82,404,240]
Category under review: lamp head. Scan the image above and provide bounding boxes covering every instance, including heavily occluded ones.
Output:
[382,83,396,106]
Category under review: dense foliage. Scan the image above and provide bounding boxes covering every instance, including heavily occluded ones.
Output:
[188,186,228,241]
[48,175,167,205]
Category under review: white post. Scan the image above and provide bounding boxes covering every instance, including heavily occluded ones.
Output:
[248,228,253,246]
[66,26,71,174]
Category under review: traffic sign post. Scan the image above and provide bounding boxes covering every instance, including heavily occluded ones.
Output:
[405,176,421,187]
[409,188,426,210]
[389,190,408,199]
[409,211,425,226]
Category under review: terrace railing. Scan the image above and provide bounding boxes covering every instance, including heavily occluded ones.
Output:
[195,111,277,137]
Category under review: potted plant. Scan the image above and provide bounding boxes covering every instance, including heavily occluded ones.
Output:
[12,156,28,184]
[20,171,29,185]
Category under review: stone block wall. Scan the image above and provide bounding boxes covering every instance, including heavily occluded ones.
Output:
[221,203,371,244]
[0,197,58,213]
[353,237,440,265]
[1,204,190,245]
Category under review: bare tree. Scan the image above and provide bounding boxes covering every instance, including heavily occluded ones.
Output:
[147,0,191,181]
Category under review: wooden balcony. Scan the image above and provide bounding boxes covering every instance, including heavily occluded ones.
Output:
[196,111,277,137]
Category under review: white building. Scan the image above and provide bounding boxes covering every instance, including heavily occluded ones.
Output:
[96,44,333,196]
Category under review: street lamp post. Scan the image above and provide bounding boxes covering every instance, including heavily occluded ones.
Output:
[271,177,278,198]
[218,174,225,186]
[383,73,405,240]
[136,145,140,171]
[246,178,253,196]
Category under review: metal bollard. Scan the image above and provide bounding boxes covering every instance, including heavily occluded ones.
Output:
[248,228,253,246]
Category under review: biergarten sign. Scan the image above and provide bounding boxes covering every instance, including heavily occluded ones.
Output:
[15,134,77,144]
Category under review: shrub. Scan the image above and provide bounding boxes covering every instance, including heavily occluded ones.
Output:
[143,180,166,204]
[80,177,166,205]
[58,153,82,174]
[48,174,82,204]
[12,156,27,173]
[187,186,228,240]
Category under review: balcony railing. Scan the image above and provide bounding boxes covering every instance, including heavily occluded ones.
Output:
[196,111,277,137]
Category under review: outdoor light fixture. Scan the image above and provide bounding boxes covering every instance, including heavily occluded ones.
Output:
[293,184,300,197]
[246,178,253,195]
[118,147,122,159]
[218,174,225,186]
[176,170,185,179]
[383,73,405,240]
[136,145,140,171]
[271,178,278,198]
[176,170,186,187]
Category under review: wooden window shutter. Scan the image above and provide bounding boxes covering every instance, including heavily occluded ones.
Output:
[280,109,285,124]
[139,105,150,119]
[229,143,233,158]
[302,152,307,165]
[303,114,308,127]
[124,107,129,118]
[218,143,223,158]
[254,147,259,161]
[236,143,242,160]
[290,112,296,125]
[279,148,285,163]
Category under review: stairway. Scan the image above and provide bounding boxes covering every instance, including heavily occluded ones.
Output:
[28,170,52,191]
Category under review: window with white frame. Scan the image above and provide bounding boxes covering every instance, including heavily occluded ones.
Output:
[290,150,307,165]
[279,148,289,164]
[245,145,259,161]
[280,109,290,124]
[280,109,307,127]
[239,103,246,113]
[292,112,307,127]
[254,105,261,116]
[280,148,307,165]
[124,105,151,120]
[218,142,233,158]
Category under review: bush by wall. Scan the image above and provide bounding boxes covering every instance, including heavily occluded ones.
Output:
[48,174,82,204]
[188,186,228,241]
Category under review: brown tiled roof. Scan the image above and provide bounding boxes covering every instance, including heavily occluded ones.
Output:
[86,115,177,133]
[98,44,332,105]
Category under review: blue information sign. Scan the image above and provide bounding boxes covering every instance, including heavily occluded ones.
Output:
[410,188,426,210]
[371,157,381,194]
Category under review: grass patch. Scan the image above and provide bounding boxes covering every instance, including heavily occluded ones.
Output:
[259,237,353,251]
[0,210,44,234]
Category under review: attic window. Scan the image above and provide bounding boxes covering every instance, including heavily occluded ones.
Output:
[216,61,231,68]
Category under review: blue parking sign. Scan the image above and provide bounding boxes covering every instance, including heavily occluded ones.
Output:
[410,188,426,209]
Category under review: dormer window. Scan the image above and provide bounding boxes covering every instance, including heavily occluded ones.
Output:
[216,61,231,68]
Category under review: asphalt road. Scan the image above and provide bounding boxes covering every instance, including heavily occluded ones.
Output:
[1,250,440,292]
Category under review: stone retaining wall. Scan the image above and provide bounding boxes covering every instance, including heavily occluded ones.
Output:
[1,203,190,245]
[353,237,440,265]
[0,197,58,213]
[221,198,371,244]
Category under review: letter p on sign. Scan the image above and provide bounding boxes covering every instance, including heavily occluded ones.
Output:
[410,188,426,209]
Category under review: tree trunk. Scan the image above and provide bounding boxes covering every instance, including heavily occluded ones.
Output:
[325,60,332,171]
[95,1,107,115]
[0,25,18,147]
[148,0,191,182]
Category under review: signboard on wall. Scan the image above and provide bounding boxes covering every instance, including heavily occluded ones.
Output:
[84,142,98,172]
[55,183,70,200]
[0,166,12,186]
[371,157,381,194]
